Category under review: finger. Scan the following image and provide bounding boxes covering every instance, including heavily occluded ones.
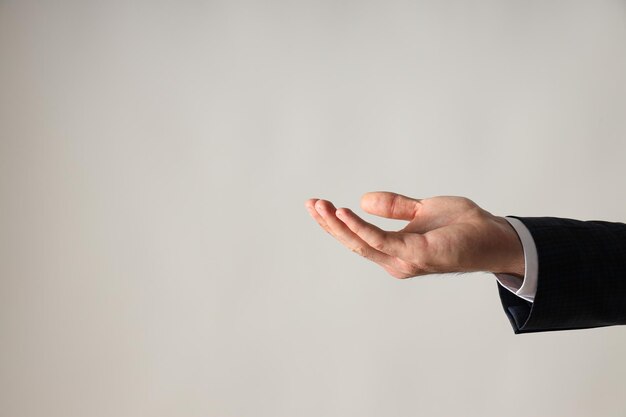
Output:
[306,199,415,278]
[336,207,427,259]
[380,263,412,279]
[305,198,332,233]
[360,191,422,221]
[312,199,402,268]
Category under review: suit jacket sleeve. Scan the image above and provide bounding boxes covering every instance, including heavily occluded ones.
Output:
[497,215,626,334]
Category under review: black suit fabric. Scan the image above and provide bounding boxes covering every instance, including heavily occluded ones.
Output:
[498,216,626,334]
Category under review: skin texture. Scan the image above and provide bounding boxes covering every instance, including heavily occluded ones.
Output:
[305,192,525,280]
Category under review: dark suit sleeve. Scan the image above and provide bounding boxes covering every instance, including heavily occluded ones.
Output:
[497,216,626,334]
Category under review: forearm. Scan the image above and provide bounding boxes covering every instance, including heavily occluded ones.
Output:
[497,216,626,333]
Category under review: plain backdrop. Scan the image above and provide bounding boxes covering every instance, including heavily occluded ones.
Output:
[1,1,626,416]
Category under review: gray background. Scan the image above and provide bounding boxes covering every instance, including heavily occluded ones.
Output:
[1,1,626,416]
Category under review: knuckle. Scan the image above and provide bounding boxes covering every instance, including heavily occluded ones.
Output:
[352,246,367,257]
[408,255,433,275]
[389,194,400,218]
[458,196,476,207]
[371,237,386,251]
[386,269,406,279]
[407,264,422,276]
[389,272,402,279]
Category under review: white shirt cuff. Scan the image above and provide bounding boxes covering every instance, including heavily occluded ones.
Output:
[494,216,539,303]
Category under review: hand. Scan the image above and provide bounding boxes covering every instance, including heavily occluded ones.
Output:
[305,192,525,279]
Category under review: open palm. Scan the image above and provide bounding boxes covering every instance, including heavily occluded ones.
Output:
[305,192,524,279]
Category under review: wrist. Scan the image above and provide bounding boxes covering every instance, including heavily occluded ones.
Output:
[492,216,526,279]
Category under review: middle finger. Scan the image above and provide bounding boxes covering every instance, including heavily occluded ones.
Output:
[313,199,399,267]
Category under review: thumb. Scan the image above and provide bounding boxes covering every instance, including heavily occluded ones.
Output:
[360,191,422,220]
